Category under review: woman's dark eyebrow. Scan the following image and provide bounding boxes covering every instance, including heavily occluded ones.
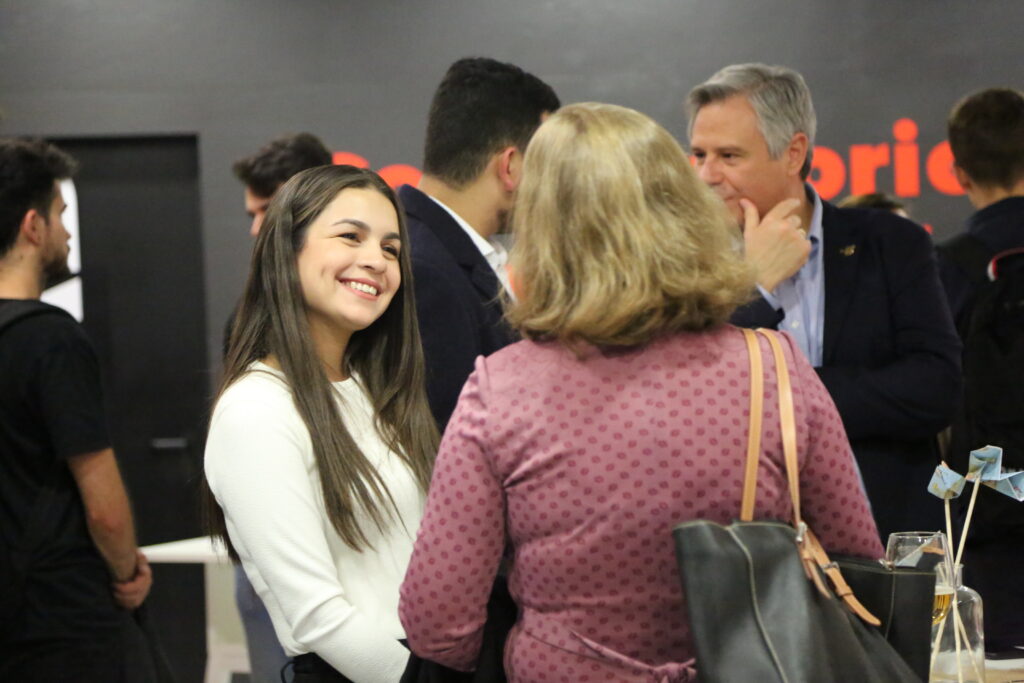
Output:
[331,218,370,230]
[331,220,401,242]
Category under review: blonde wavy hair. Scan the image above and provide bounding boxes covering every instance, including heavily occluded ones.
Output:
[505,102,754,349]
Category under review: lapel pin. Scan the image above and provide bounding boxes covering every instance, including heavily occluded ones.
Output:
[840,244,856,257]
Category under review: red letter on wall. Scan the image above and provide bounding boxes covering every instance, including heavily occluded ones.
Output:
[332,151,370,168]
[377,164,422,189]
[926,141,966,196]
[849,143,891,195]
[892,118,921,197]
[809,146,846,200]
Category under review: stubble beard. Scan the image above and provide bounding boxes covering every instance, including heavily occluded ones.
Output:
[42,250,73,290]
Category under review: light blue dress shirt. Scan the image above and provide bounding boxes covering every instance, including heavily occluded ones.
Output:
[757,186,825,367]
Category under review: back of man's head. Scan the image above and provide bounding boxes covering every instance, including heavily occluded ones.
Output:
[423,57,560,188]
[0,138,78,259]
[232,132,332,198]
[687,63,817,180]
[948,88,1024,190]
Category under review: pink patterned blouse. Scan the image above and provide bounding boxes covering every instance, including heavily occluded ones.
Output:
[400,325,883,682]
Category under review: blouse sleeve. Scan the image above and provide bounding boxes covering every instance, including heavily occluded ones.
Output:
[205,384,409,682]
[784,334,885,559]
[399,358,507,671]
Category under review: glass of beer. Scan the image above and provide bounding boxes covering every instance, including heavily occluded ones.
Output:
[886,532,954,627]
[932,580,955,625]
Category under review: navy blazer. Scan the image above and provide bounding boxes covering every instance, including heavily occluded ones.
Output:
[733,202,962,540]
[398,185,517,430]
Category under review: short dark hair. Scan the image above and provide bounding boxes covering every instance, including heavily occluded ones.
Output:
[232,132,333,198]
[948,88,1024,190]
[837,192,907,213]
[0,138,78,258]
[423,57,560,188]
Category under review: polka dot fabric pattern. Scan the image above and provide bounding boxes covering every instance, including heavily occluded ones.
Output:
[399,325,883,681]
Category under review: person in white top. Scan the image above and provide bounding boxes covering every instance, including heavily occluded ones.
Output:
[204,165,439,682]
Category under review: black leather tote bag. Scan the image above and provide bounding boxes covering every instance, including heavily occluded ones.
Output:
[836,556,934,679]
[673,329,925,683]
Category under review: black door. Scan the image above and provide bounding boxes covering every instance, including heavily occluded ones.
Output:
[55,136,209,682]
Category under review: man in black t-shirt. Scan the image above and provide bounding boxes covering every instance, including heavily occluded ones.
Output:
[0,138,152,680]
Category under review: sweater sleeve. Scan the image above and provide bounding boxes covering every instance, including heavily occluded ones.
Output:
[206,381,409,682]
[399,359,507,671]
[783,334,884,559]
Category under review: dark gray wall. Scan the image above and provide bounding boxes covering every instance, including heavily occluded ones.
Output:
[3,0,1023,374]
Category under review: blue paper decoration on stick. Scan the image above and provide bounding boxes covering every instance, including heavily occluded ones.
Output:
[935,445,1024,501]
[966,445,1003,481]
[928,463,967,499]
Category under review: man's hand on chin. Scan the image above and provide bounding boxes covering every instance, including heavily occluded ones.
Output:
[740,197,811,293]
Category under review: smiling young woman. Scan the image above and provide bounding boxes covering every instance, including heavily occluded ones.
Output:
[294,186,404,381]
[204,165,438,682]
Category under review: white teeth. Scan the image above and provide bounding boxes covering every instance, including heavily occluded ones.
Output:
[345,281,379,296]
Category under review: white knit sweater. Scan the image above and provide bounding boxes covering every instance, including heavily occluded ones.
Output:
[205,363,424,682]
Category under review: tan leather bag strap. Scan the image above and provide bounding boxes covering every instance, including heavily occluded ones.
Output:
[758,330,802,528]
[739,328,764,522]
[756,328,881,626]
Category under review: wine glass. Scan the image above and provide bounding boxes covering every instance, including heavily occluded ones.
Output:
[885,531,950,572]
[886,532,955,633]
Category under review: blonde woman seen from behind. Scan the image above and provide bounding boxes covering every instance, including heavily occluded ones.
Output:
[399,103,883,682]
[205,165,439,682]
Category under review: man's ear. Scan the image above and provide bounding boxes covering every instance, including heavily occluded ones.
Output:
[786,132,809,178]
[953,164,973,192]
[20,208,46,247]
[495,146,522,193]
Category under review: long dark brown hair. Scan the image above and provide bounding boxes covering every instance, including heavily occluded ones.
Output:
[206,165,438,553]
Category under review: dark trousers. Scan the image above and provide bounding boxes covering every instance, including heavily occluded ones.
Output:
[1,606,174,683]
[0,636,124,682]
[963,540,1024,652]
[291,648,487,683]
[291,576,518,683]
[291,653,355,683]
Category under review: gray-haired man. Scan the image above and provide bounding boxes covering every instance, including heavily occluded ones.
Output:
[687,63,961,541]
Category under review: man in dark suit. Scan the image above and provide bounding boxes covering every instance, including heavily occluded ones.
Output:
[396,59,557,682]
[687,64,962,541]
[400,57,560,429]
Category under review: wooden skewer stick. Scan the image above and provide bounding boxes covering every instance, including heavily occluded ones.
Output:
[931,610,947,672]
[943,496,966,682]
[954,602,985,682]
[955,477,982,567]
[945,497,956,577]
[953,598,964,683]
